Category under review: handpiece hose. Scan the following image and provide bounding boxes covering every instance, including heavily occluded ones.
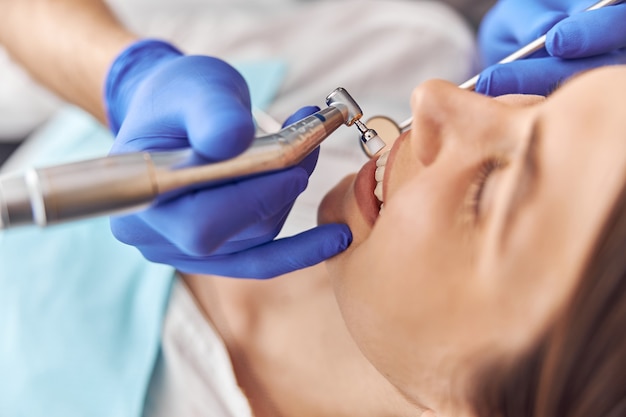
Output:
[0,88,367,229]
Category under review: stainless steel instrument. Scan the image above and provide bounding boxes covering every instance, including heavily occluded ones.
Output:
[0,87,384,229]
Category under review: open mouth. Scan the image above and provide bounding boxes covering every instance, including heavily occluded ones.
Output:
[374,150,389,213]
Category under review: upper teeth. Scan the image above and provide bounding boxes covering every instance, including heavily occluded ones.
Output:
[374,150,389,205]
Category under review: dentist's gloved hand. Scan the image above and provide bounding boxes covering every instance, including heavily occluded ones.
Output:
[105,39,351,279]
[477,0,626,96]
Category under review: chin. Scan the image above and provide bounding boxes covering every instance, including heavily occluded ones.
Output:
[318,172,378,250]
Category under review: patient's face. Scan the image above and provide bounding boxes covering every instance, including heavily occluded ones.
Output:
[318,66,626,412]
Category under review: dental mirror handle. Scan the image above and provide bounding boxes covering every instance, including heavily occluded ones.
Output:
[0,88,363,229]
[397,0,624,131]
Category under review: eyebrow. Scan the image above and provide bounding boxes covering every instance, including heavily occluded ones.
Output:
[548,69,595,96]
[499,121,541,242]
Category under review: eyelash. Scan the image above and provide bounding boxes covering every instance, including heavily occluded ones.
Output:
[468,157,507,220]
[546,80,564,96]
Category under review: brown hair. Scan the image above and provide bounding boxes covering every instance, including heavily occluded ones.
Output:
[470,182,626,417]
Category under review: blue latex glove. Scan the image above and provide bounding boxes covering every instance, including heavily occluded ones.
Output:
[477,0,626,96]
[104,39,351,279]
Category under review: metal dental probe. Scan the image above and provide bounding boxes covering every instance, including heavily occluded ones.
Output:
[0,87,385,229]
[393,0,624,133]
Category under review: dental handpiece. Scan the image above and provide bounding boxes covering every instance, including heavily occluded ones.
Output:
[0,87,385,229]
[396,0,624,131]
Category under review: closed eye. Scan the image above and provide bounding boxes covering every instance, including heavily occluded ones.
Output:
[465,157,508,223]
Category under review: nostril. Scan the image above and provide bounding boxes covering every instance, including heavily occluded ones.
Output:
[412,128,442,167]
[410,79,478,166]
[410,81,450,166]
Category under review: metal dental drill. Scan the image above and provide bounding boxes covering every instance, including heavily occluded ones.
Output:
[0,87,385,229]
[325,89,385,156]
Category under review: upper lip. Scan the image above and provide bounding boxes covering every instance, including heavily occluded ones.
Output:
[354,157,381,226]
[380,131,411,203]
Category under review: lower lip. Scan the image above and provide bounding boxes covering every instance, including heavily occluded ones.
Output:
[353,157,381,226]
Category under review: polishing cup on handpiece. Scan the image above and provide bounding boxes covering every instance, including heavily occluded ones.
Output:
[361,128,386,156]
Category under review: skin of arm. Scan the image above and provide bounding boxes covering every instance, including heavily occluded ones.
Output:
[0,0,137,124]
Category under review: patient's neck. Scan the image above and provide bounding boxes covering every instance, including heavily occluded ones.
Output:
[182,265,421,417]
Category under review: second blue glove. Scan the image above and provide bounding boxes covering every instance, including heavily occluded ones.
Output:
[477,0,626,96]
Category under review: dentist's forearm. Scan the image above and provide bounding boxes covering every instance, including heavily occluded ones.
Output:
[0,0,137,123]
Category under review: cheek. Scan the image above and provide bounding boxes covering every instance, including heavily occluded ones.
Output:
[318,174,354,226]
[326,177,474,379]
[318,174,375,245]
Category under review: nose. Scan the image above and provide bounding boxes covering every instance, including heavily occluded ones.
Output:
[409,79,503,166]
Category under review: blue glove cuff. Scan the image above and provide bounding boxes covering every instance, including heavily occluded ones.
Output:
[104,39,183,134]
